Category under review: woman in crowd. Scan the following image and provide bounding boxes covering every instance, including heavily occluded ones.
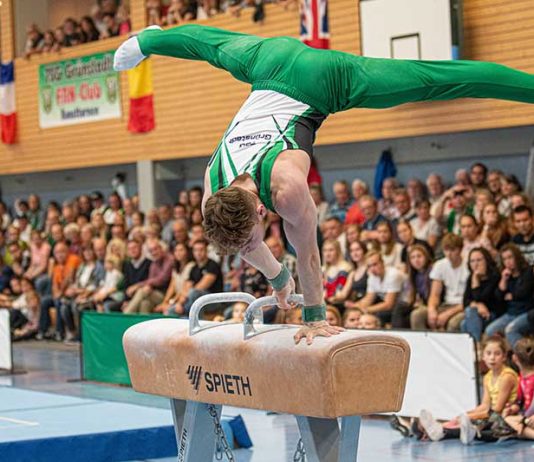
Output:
[327,240,367,310]
[91,212,108,241]
[459,214,492,260]
[106,238,127,265]
[498,174,522,217]
[322,239,353,307]
[326,305,343,327]
[41,30,57,53]
[154,242,194,315]
[377,221,403,268]
[343,308,363,329]
[480,202,510,253]
[461,247,504,342]
[485,244,534,346]
[396,220,434,268]
[406,245,433,327]
[80,16,101,42]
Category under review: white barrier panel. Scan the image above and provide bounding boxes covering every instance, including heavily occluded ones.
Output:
[0,309,12,371]
[386,330,477,420]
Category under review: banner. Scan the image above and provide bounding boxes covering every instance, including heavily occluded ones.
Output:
[38,51,121,128]
[0,309,12,371]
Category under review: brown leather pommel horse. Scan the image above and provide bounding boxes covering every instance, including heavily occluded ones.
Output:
[123,293,411,461]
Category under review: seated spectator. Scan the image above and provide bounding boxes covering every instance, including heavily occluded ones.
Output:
[511,205,534,265]
[327,180,353,223]
[0,254,13,293]
[106,237,127,265]
[480,203,510,252]
[322,239,352,305]
[172,239,223,316]
[461,248,504,342]
[103,192,123,226]
[326,305,342,327]
[27,194,45,231]
[6,241,30,278]
[91,255,123,312]
[24,230,51,296]
[469,162,488,191]
[376,221,403,269]
[486,244,534,347]
[0,200,11,230]
[406,178,427,209]
[444,186,474,234]
[359,313,381,330]
[473,189,493,222]
[170,220,189,248]
[124,239,174,314]
[112,239,151,311]
[239,263,268,298]
[320,217,347,257]
[37,242,81,341]
[64,223,82,256]
[24,24,44,58]
[80,16,101,42]
[410,199,441,249]
[406,244,433,317]
[360,195,387,241]
[487,169,503,203]
[345,179,368,225]
[91,212,108,241]
[498,174,522,217]
[392,188,416,225]
[352,251,408,328]
[411,233,468,332]
[396,220,433,268]
[265,236,298,290]
[343,307,362,329]
[330,240,368,310]
[378,178,399,220]
[459,214,493,260]
[60,246,100,341]
[12,289,40,341]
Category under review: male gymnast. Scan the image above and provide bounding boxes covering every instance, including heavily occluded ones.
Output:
[114,24,534,344]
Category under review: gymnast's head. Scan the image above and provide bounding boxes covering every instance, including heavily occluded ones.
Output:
[203,186,267,255]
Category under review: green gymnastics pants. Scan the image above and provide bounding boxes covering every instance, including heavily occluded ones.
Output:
[138,24,534,116]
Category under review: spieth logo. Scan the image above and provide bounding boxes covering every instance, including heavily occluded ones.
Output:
[186,365,252,397]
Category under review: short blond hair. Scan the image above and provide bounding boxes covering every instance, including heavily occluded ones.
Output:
[203,187,258,255]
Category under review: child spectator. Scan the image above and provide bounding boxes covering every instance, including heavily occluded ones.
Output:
[322,239,352,302]
[406,244,433,326]
[504,337,534,440]
[359,313,381,329]
[461,247,503,342]
[229,301,247,323]
[326,305,342,327]
[396,220,433,268]
[343,308,362,329]
[480,203,510,252]
[376,221,403,269]
[92,255,123,313]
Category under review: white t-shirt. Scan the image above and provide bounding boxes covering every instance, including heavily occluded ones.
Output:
[367,267,405,299]
[429,258,468,305]
[410,217,441,242]
[381,243,403,268]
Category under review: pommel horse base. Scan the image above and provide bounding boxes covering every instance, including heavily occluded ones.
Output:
[123,293,411,461]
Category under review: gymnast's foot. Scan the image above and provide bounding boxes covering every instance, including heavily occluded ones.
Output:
[113,25,162,71]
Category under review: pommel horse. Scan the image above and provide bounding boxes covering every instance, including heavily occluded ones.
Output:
[123,293,411,461]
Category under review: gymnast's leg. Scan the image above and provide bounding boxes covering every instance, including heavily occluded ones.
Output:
[347,56,534,109]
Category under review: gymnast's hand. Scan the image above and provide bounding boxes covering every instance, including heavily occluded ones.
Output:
[273,276,296,310]
[294,321,344,345]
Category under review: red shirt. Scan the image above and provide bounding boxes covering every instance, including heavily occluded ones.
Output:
[345,203,365,225]
[518,372,534,416]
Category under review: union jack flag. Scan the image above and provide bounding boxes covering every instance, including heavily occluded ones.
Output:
[300,0,330,49]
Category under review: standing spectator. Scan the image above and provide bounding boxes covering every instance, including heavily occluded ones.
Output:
[345,179,368,225]
[410,199,441,249]
[52,27,67,51]
[63,18,82,46]
[469,162,488,190]
[486,244,534,346]
[37,242,81,341]
[309,184,329,225]
[124,239,173,314]
[411,233,468,331]
[24,24,44,58]
[327,180,353,223]
[175,240,223,315]
[353,251,409,328]
[461,248,503,342]
[80,16,101,42]
[101,13,120,38]
[360,195,387,241]
[511,205,534,265]
[41,30,56,53]
[116,4,132,35]
[378,177,399,220]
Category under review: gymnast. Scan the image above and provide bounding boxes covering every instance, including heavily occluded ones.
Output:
[114,24,534,344]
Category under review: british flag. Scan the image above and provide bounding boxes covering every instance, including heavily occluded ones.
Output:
[300,0,330,49]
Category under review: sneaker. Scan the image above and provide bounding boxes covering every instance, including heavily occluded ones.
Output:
[419,409,444,442]
[460,414,477,445]
[113,25,162,71]
[53,332,63,342]
[390,415,411,437]
[35,331,45,341]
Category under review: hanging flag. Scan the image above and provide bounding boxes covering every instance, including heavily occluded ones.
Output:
[0,62,17,144]
[127,58,155,133]
[300,0,330,49]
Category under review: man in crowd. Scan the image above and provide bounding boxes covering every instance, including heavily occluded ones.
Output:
[360,195,387,240]
[511,205,534,265]
[327,180,354,223]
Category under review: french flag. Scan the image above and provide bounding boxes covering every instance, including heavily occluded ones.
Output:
[0,62,17,144]
[300,0,330,49]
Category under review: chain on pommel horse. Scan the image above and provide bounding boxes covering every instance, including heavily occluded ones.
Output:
[123,293,411,462]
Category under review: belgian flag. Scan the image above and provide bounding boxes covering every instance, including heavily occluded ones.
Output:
[127,58,155,133]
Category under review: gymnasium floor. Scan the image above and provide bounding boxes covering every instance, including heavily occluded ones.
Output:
[3,342,534,462]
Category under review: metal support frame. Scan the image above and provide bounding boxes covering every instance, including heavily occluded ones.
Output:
[172,400,221,462]
[296,415,361,462]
